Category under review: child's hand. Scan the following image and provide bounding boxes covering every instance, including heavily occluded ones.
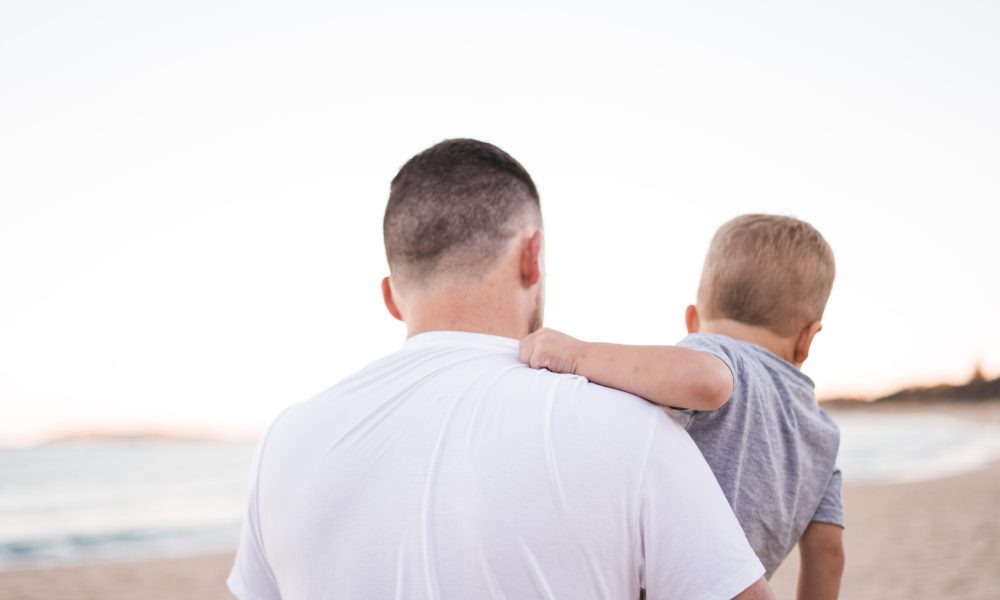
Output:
[520,328,587,375]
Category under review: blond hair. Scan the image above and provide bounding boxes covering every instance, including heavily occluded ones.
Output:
[697,214,835,337]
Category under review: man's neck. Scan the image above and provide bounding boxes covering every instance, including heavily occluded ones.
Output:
[698,319,797,365]
[403,286,531,341]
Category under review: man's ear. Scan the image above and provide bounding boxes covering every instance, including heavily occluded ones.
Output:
[381,276,404,322]
[685,305,701,334]
[519,230,543,287]
[793,321,823,366]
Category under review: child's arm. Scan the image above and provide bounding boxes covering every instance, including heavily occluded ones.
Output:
[519,328,734,410]
[796,522,845,600]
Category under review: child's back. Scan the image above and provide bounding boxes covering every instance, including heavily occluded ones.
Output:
[520,213,846,598]
[677,332,842,577]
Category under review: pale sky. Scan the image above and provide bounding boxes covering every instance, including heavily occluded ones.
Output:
[2,1,998,446]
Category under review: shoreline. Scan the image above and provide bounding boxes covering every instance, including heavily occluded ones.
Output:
[3,399,998,600]
[824,398,1000,425]
[3,461,997,599]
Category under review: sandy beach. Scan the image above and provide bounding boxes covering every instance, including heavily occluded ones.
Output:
[770,459,1000,600]
[3,407,998,599]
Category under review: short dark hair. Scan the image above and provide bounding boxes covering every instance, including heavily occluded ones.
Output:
[384,139,541,286]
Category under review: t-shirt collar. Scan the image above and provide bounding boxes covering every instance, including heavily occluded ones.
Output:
[402,330,520,352]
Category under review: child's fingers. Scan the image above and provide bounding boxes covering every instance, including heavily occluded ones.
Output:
[522,329,569,372]
[528,344,551,370]
[520,328,553,363]
[519,331,540,364]
[532,346,560,372]
[525,339,543,368]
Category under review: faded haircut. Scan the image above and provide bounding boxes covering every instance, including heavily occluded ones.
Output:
[383,139,541,287]
[697,214,835,337]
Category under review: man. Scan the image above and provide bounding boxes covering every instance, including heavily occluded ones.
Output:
[228,139,773,599]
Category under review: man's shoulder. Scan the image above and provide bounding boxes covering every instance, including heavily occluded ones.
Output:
[513,367,688,443]
[266,352,688,461]
[514,364,667,411]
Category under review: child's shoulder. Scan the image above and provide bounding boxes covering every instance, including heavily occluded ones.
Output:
[677,332,753,371]
[680,332,784,363]
[682,332,815,388]
[681,333,828,431]
[679,332,744,350]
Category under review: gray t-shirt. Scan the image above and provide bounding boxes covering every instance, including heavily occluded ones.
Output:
[676,333,843,578]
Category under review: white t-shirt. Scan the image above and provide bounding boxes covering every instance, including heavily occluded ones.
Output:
[228,331,763,599]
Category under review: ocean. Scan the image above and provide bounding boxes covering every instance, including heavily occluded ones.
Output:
[2,410,998,571]
[0,440,253,571]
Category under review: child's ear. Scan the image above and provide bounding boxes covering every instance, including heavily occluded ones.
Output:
[381,276,404,322]
[793,321,823,366]
[685,305,701,334]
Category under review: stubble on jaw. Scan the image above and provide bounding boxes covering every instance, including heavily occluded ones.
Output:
[527,285,544,334]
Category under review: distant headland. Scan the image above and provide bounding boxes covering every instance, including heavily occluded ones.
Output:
[38,428,252,446]
[822,367,1000,407]
[42,431,219,445]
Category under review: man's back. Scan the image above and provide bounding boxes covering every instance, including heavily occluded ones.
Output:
[229,331,764,599]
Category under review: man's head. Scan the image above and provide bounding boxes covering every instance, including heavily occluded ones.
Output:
[381,139,545,337]
[688,214,835,364]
